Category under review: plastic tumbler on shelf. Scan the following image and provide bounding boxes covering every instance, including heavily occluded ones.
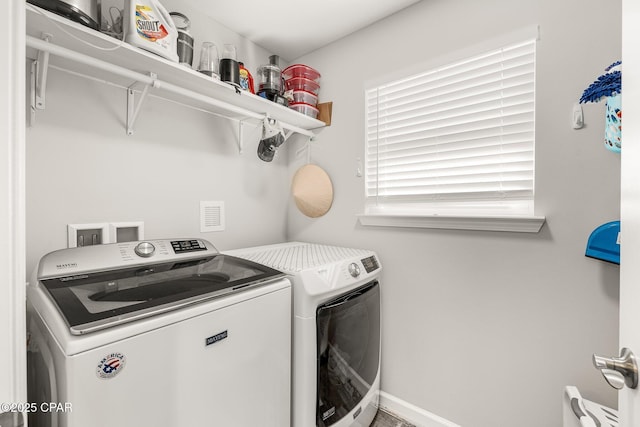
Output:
[220,44,240,88]
[197,42,219,79]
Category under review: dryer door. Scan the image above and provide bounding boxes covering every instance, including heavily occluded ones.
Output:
[316,280,380,427]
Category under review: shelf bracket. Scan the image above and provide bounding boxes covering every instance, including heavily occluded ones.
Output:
[29,33,53,126]
[126,72,157,135]
[294,134,316,164]
[283,130,297,143]
[283,129,316,144]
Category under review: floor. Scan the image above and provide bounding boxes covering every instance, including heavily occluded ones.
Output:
[371,408,416,427]
[0,411,23,427]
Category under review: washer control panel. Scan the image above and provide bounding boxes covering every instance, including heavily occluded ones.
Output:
[37,238,218,280]
[132,240,208,258]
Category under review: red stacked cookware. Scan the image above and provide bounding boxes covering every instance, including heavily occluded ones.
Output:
[283,64,321,119]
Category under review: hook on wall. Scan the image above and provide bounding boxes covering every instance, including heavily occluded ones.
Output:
[293,135,315,164]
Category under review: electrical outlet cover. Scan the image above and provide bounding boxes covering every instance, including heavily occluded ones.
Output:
[110,221,144,243]
[68,223,110,248]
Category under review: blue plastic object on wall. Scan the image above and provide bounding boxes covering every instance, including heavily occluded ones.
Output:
[585,221,620,264]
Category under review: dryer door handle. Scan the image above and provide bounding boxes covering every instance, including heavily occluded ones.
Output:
[323,292,363,309]
[319,280,378,310]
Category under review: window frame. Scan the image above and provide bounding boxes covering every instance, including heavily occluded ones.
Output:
[358,27,545,233]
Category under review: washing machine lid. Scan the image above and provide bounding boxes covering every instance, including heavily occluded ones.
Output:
[40,253,284,335]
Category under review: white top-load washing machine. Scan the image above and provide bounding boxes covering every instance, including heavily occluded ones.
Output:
[226,242,382,427]
[27,239,292,427]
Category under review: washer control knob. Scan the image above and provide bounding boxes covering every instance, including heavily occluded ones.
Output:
[134,242,156,258]
[348,262,361,278]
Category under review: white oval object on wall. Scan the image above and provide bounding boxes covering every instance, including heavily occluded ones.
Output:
[291,164,334,218]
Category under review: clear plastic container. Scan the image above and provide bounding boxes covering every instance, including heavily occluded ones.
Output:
[289,102,319,119]
[257,64,282,94]
[284,77,320,95]
[291,90,318,106]
[282,64,321,83]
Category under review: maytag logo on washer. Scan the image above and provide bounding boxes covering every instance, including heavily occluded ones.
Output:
[56,263,78,270]
[205,330,228,347]
[96,352,126,379]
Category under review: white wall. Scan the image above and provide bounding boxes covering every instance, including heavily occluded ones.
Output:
[25,3,290,275]
[288,0,621,426]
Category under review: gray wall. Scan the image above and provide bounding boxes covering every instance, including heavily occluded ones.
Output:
[287,0,621,426]
[25,4,290,275]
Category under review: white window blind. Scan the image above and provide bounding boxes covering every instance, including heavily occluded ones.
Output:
[365,39,536,216]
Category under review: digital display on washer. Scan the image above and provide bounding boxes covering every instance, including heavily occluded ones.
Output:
[361,256,379,273]
[171,240,207,253]
[40,255,284,335]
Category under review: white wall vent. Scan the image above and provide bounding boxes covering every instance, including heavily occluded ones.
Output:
[200,201,225,232]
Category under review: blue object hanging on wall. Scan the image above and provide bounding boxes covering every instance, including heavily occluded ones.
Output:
[580,61,621,104]
[585,220,620,264]
[580,61,622,153]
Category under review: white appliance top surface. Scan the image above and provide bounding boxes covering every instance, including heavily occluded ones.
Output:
[30,239,287,338]
[226,242,374,274]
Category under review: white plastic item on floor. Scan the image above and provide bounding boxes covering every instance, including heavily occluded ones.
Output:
[563,386,619,427]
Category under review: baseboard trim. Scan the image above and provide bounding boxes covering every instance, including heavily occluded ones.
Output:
[378,391,460,427]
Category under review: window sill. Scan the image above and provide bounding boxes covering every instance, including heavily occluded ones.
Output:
[356,214,546,233]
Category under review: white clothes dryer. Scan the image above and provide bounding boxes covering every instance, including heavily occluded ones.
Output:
[226,242,382,427]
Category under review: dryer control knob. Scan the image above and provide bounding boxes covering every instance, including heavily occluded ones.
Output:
[348,262,361,278]
[134,242,156,258]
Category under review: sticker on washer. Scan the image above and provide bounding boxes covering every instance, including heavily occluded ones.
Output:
[96,352,126,379]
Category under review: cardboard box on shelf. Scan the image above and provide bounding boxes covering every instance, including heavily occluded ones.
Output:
[317,102,332,126]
